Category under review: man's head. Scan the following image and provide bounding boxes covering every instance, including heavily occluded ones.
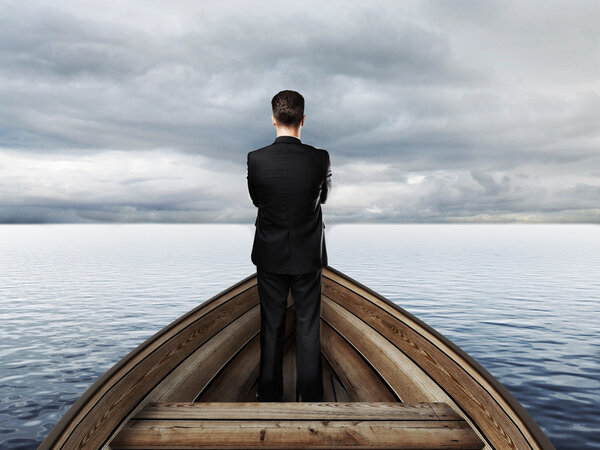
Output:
[271,90,305,132]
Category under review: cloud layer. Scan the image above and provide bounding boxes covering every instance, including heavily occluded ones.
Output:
[1,0,599,223]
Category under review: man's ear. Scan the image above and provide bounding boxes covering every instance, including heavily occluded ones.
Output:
[301,115,306,127]
[272,115,277,127]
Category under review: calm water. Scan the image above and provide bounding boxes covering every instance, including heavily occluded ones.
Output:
[0,224,599,449]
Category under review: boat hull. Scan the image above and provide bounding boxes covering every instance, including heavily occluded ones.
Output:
[39,266,554,449]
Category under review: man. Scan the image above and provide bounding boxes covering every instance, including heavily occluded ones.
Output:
[247,90,332,402]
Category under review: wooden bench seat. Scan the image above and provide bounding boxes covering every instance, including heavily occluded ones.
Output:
[110,402,484,449]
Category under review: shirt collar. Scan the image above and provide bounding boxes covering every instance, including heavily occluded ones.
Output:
[274,135,302,144]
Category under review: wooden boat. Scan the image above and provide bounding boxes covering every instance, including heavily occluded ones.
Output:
[39,266,554,449]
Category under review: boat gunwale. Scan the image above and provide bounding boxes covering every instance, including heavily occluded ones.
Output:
[322,265,555,450]
[38,272,258,450]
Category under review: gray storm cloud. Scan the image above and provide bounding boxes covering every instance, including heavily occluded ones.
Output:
[0,0,598,223]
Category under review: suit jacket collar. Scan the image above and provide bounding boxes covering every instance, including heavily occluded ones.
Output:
[274,135,302,144]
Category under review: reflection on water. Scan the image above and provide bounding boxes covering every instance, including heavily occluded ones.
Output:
[0,224,598,449]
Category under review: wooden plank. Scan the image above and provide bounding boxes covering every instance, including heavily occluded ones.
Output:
[320,321,396,402]
[152,304,261,402]
[325,353,350,402]
[44,278,259,450]
[64,286,261,449]
[134,402,440,421]
[332,375,350,402]
[321,355,336,402]
[195,332,260,402]
[322,272,533,450]
[322,297,452,403]
[110,419,484,449]
[430,402,464,420]
[159,291,295,403]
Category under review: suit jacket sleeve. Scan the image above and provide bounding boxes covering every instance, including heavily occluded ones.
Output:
[319,151,332,204]
[247,152,259,208]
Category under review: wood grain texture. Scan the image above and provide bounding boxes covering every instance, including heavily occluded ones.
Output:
[43,267,553,450]
[332,375,350,402]
[320,322,396,402]
[63,286,260,449]
[321,354,337,402]
[154,305,260,402]
[322,270,535,450]
[111,420,484,449]
[110,402,483,449]
[322,296,453,403]
[42,278,258,450]
[134,402,456,421]
[195,331,261,402]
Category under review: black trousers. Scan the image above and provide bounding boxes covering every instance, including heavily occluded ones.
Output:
[256,267,324,402]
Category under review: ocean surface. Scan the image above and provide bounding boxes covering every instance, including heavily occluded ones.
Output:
[0,223,599,449]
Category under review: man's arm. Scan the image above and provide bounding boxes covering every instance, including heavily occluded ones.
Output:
[319,151,332,204]
[247,152,259,207]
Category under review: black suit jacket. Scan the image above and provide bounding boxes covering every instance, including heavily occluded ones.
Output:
[247,135,332,274]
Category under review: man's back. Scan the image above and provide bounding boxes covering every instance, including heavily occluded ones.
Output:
[247,135,331,274]
[250,89,327,402]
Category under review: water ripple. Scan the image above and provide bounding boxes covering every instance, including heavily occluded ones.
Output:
[1,223,599,449]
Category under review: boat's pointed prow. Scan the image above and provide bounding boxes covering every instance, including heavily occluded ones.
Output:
[39,266,554,450]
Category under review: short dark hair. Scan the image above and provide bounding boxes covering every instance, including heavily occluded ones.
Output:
[271,90,304,128]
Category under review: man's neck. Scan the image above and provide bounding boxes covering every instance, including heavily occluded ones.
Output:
[275,127,301,139]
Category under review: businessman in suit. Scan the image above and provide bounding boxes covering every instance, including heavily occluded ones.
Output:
[247,90,331,402]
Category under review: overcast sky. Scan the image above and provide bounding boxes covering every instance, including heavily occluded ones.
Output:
[1,0,598,223]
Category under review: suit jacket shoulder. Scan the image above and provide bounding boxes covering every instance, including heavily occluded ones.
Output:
[247,142,327,164]
[247,145,268,158]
